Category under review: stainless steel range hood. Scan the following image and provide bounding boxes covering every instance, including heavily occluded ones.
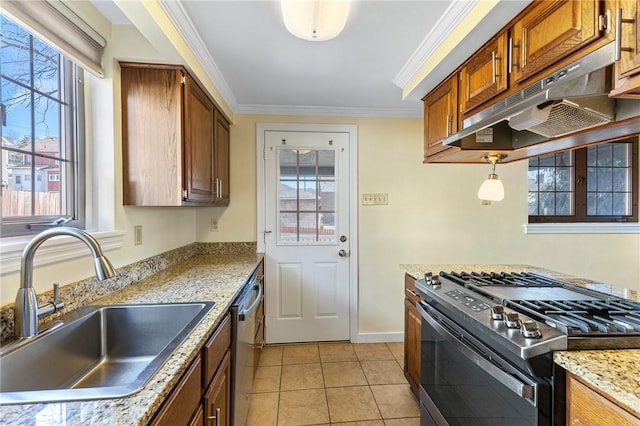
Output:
[443,42,618,147]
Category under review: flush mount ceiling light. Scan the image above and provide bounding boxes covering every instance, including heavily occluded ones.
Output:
[281,0,350,41]
[477,154,507,202]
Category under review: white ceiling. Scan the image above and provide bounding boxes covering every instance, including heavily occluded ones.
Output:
[93,0,532,118]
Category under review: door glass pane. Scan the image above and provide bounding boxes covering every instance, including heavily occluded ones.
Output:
[277,148,336,244]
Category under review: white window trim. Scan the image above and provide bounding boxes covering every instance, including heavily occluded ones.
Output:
[524,223,640,234]
[0,230,125,275]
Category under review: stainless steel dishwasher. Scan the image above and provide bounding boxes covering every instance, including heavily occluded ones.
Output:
[230,267,263,426]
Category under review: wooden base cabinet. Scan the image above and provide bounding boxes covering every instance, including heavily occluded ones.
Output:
[204,352,230,426]
[150,315,231,426]
[566,372,640,425]
[403,273,421,397]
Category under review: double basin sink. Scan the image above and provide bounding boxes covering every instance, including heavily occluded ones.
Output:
[0,302,215,405]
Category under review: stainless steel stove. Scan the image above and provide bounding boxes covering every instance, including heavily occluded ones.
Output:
[414,270,640,426]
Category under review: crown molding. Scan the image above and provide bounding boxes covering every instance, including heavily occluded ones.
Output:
[393,0,478,90]
[157,0,238,110]
[234,103,423,119]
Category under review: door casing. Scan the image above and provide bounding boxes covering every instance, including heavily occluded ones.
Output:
[256,122,358,342]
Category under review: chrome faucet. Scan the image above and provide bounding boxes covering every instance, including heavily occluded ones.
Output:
[14,227,116,339]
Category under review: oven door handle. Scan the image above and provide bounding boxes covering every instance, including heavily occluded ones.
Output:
[418,303,538,406]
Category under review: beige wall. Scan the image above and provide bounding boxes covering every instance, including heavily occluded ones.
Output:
[195,114,640,336]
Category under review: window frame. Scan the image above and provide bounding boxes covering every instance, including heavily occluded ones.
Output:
[1,17,85,237]
[528,138,639,224]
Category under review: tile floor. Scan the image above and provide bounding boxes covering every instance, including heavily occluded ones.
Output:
[246,342,420,426]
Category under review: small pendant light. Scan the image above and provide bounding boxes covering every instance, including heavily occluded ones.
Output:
[477,154,507,202]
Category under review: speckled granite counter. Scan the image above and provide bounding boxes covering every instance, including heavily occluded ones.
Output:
[402,263,640,417]
[0,250,263,425]
[555,350,640,416]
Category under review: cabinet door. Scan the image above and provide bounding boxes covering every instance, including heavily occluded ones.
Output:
[423,76,459,161]
[460,32,509,114]
[184,74,215,204]
[150,356,203,426]
[213,111,230,206]
[567,373,640,425]
[204,351,231,426]
[510,0,602,84]
[404,297,421,398]
[610,0,640,96]
[121,65,183,206]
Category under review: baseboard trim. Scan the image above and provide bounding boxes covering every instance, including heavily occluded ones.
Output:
[351,332,404,343]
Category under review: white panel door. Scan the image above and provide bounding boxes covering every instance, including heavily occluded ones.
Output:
[264,130,350,343]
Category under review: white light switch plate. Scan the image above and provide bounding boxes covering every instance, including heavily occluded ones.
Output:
[362,193,388,205]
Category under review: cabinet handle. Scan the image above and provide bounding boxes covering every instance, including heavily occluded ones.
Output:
[615,8,635,62]
[219,179,223,198]
[445,114,449,137]
[509,37,519,71]
[491,51,497,83]
[508,37,513,74]
[207,407,220,426]
[406,289,420,298]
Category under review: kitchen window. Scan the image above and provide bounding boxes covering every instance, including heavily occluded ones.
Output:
[1,15,85,236]
[528,139,638,223]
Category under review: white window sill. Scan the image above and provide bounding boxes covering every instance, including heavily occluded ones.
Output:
[524,223,640,234]
[0,230,125,275]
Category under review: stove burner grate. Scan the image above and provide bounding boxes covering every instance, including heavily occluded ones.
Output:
[507,298,640,335]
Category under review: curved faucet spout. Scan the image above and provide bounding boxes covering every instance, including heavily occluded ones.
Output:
[15,227,116,338]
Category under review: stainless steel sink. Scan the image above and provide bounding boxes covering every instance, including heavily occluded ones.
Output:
[0,302,215,405]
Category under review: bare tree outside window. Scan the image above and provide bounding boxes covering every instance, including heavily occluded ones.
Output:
[528,139,638,223]
[1,15,84,236]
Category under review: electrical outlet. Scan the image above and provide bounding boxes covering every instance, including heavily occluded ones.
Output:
[134,225,143,245]
[211,218,219,232]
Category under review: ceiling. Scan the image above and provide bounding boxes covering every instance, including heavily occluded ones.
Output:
[93,0,532,118]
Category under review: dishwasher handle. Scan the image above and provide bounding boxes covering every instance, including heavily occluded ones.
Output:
[238,280,263,321]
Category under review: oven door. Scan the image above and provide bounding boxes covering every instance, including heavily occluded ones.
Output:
[417,302,552,426]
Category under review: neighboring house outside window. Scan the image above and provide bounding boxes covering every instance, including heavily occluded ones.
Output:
[1,15,84,236]
[528,138,638,223]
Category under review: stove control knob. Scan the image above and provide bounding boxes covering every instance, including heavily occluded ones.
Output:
[424,273,441,288]
[490,306,504,320]
[521,321,542,339]
[504,312,520,328]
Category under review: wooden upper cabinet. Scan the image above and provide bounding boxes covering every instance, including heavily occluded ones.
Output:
[121,62,229,206]
[184,74,215,205]
[423,76,460,162]
[611,0,640,96]
[459,32,509,114]
[510,0,603,85]
[121,65,184,206]
[213,111,230,206]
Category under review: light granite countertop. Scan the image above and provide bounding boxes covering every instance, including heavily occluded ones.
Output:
[0,251,263,426]
[402,263,640,417]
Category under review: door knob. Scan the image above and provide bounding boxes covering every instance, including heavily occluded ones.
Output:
[338,249,349,257]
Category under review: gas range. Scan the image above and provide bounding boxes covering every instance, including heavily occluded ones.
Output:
[415,270,640,425]
[415,271,640,361]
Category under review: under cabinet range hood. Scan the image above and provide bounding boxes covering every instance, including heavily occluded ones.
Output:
[443,42,620,147]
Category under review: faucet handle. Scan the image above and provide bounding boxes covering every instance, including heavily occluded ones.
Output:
[37,283,65,319]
